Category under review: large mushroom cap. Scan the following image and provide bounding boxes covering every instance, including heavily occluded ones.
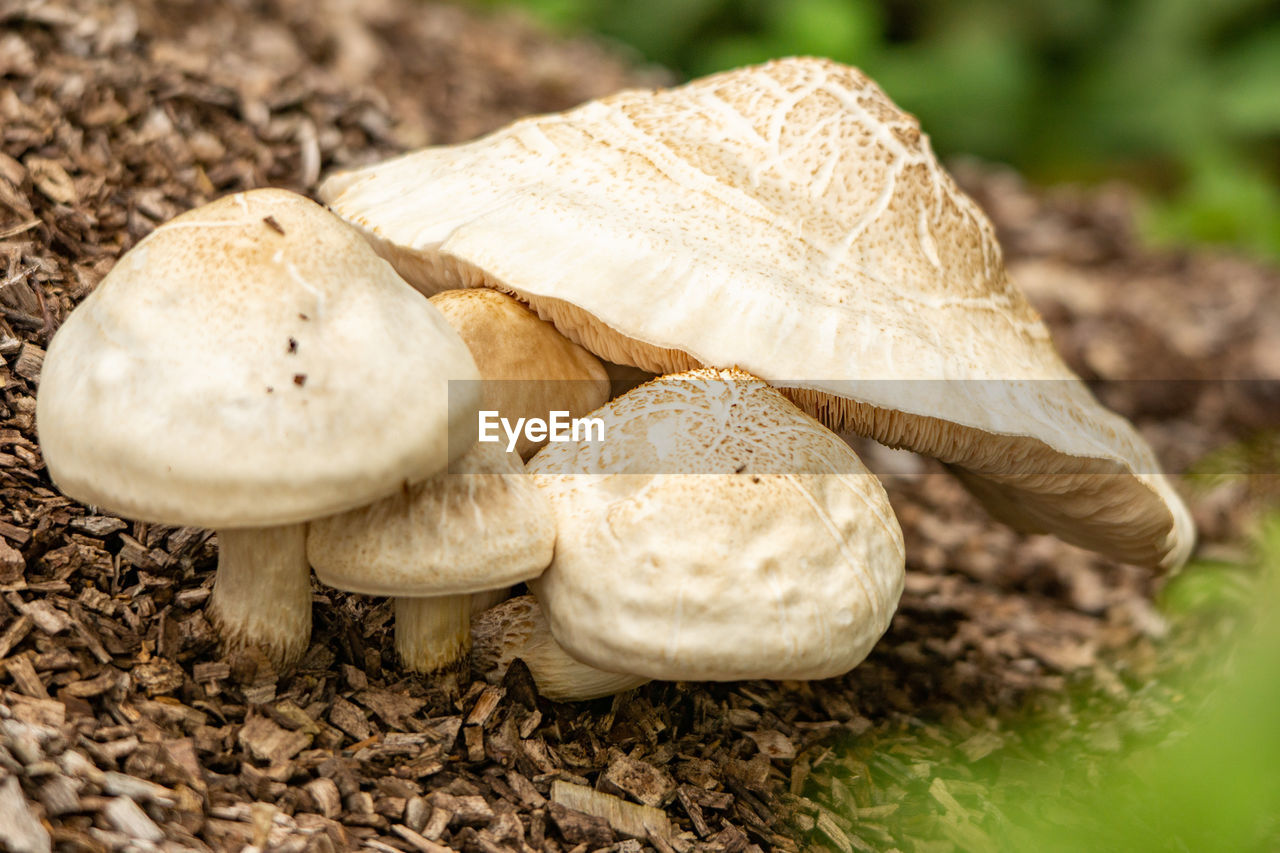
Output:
[321,57,1192,570]
[36,188,480,528]
[527,367,905,682]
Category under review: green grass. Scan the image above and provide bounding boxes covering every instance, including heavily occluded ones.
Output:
[1004,514,1280,852]
[799,509,1280,852]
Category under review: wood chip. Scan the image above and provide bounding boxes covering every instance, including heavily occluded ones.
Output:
[464,722,485,762]
[600,753,677,808]
[103,794,164,842]
[14,599,70,635]
[746,729,796,761]
[328,696,371,741]
[0,775,51,853]
[63,668,122,698]
[421,805,450,841]
[430,791,494,826]
[11,343,44,383]
[676,787,710,837]
[67,516,127,537]
[356,689,426,730]
[0,537,24,583]
[36,774,81,816]
[238,713,312,763]
[305,777,341,818]
[102,771,176,806]
[814,810,854,853]
[131,658,184,695]
[390,824,452,853]
[23,156,77,204]
[552,780,671,841]
[5,653,49,698]
[548,801,615,848]
[505,771,546,809]
[464,685,505,728]
[0,613,33,658]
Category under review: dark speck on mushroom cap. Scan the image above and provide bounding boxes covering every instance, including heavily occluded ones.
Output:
[35,188,482,528]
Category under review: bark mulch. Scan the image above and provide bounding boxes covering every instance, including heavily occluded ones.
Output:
[1,2,1277,852]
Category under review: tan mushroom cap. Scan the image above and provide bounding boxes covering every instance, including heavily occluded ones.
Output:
[36,188,480,528]
[320,57,1192,570]
[308,439,555,596]
[472,595,649,702]
[527,367,905,682]
[429,289,610,458]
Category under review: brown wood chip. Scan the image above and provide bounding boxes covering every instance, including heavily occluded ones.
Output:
[0,775,52,853]
[552,780,671,841]
[600,753,677,808]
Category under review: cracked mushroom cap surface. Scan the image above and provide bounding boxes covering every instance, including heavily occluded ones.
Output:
[526,367,906,682]
[429,289,610,458]
[320,56,1192,570]
[308,439,555,596]
[36,188,481,528]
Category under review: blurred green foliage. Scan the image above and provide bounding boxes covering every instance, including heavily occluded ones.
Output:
[471,0,1280,261]
[804,507,1280,851]
[1005,512,1280,851]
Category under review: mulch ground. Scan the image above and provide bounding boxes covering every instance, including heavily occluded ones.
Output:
[1,2,1277,852]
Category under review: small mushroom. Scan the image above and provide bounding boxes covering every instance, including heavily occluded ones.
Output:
[35,188,480,668]
[309,288,605,674]
[527,367,906,682]
[307,440,555,673]
[472,595,649,701]
[321,57,1192,570]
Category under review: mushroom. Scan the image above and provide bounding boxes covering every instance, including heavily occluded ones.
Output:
[309,288,605,674]
[35,188,480,668]
[472,595,649,701]
[526,367,906,682]
[320,57,1193,571]
[307,440,555,673]
[429,289,610,459]
[438,286,611,613]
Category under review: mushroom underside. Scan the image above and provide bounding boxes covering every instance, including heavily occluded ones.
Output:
[364,241,1187,570]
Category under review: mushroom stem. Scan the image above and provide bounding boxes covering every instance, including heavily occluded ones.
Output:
[523,650,650,703]
[470,587,510,615]
[473,596,651,701]
[395,594,472,673]
[208,524,312,669]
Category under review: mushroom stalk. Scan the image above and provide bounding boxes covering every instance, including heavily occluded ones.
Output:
[470,587,510,615]
[473,595,650,701]
[532,660,650,703]
[395,594,472,672]
[208,524,312,669]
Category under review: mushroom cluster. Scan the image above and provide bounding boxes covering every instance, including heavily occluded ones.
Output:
[36,58,1192,700]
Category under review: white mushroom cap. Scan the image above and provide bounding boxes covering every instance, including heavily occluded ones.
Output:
[307,439,555,596]
[320,57,1192,571]
[308,439,555,674]
[527,367,906,682]
[429,289,610,458]
[472,595,649,702]
[36,188,480,528]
